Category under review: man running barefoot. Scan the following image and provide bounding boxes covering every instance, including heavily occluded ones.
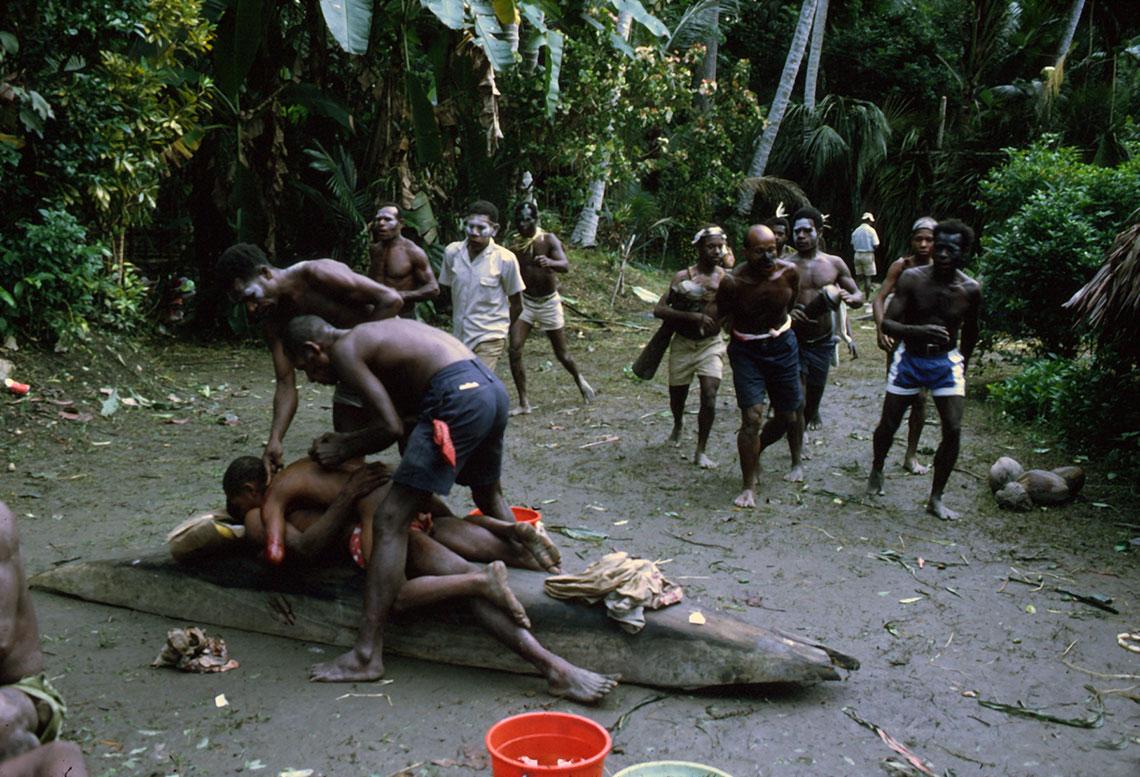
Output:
[653,225,728,468]
[221,458,615,702]
[215,244,404,480]
[283,314,561,682]
[788,207,864,434]
[367,203,440,319]
[714,225,803,507]
[873,217,937,475]
[867,220,982,521]
[507,202,595,414]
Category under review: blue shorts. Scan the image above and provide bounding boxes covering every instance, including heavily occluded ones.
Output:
[887,344,966,397]
[392,360,509,495]
[798,337,835,389]
[727,330,804,412]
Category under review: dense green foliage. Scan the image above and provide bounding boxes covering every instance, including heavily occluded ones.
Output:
[976,139,1140,354]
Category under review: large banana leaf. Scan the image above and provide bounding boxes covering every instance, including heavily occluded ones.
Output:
[407,73,443,166]
[614,0,669,39]
[422,0,466,30]
[319,0,372,54]
[214,0,263,101]
[543,30,564,118]
[470,0,516,70]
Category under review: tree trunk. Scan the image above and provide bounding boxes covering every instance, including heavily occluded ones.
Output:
[695,3,719,112]
[570,11,633,247]
[735,0,816,216]
[803,0,828,113]
[1055,0,1085,67]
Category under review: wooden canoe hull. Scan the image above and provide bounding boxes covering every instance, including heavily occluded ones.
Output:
[31,553,858,690]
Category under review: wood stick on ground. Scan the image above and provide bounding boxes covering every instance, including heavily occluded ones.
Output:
[663,530,734,553]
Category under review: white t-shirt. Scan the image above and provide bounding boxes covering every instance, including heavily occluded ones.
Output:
[439,239,526,348]
[851,223,880,253]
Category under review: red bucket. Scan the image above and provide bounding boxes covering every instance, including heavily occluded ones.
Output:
[467,505,542,525]
[486,711,611,777]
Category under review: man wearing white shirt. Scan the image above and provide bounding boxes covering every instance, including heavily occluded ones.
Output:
[850,212,880,298]
[438,201,525,370]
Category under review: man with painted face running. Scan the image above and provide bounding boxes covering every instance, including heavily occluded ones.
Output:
[788,207,864,435]
[867,219,982,521]
[872,216,937,475]
[715,225,803,508]
[654,225,729,469]
[215,244,404,480]
[507,202,595,415]
[439,201,525,371]
[367,203,439,319]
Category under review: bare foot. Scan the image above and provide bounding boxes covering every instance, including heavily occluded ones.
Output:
[807,416,823,431]
[509,402,533,417]
[903,456,929,475]
[547,659,620,704]
[784,464,804,482]
[695,452,718,469]
[668,426,682,447]
[310,648,384,683]
[866,470,884,496]
[733,489,756,508]
[578,377,596,403]
[926,496,960,521]
[515,521,562,573]
[485,561,530,628]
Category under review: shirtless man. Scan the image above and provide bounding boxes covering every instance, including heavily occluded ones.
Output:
[507,202,595,415]
[0,502,90,777]
[367,203,440,319]
[281,314,560,682]
[872,217,937,475]
[788,207,864,433]
[653,225,728,468]
[215,244,404,480]
[715,225,803,507]
[219,458,615,702]
[764,216,794,257]
[867,220,982,521]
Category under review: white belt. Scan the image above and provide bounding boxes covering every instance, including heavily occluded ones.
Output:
[732,316,792,342]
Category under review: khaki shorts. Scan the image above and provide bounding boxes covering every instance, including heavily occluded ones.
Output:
[472,337,506,371]
[854,251,876,276]
[519,291,565,332]
[668,333,726,386]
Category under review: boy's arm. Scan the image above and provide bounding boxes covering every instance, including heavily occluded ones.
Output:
[265,328,298,480]
[308,261,403,320]
[402,244,440,304]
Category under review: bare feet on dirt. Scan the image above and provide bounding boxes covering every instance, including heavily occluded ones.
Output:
[866,470,885,496]
[546,658,619,704]
[509,402,533,417]
[668,426,682,447]
[695,452,717,469]
[310,648,384,683]
[485,561,530,628]
[578,377,596,403]
[514,522,562,573]
[927,496,960,521]
[807,415,823,431]
[733,489,756,508]
[904,456,929,475]
[784,465,804,482]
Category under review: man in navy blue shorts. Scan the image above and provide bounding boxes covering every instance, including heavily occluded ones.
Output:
[279,314,562,683]
[714,224,803,508]
[866,220,982,521]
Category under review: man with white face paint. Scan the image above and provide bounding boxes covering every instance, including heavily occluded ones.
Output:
[438,201,526,371]
[652,225,729,468]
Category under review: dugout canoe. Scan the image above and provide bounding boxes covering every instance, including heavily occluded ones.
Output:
[31,553,858,689]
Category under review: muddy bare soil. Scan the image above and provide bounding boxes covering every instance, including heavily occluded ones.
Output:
[1,294,1137,776]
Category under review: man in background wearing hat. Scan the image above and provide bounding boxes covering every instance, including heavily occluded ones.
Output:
[652,225,729,469]
[851,212,881,299]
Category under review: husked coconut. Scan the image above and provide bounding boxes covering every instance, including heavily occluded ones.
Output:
[995,481,1033,511]
[989,456,1024,493]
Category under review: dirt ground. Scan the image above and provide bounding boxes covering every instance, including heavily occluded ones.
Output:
[1,273,1137,776]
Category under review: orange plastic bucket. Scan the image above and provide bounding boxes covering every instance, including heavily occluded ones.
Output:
[485,711,611,777]
[467,505,542,525]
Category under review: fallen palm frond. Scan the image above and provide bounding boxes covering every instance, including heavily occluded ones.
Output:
[1064,213,1140,362]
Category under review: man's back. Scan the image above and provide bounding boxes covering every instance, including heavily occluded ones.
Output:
[0,505,43,683]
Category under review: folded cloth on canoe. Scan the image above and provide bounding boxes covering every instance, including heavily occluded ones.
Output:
[167,512,245,563]
[544,552,683,633]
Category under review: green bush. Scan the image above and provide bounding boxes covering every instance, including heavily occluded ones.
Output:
[0,208,145,345]
[976,138,1140,354]
[988,355,1140,465]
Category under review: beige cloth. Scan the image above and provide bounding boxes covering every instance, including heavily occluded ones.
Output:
[439,239,525,349]
[668,332,726,386]
[519,291,565,331]
[472,337,506,371]
[544,552,684,633]
[167,512,245,563]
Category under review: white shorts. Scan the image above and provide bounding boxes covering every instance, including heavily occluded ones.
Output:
[668,333,726,386]
[519,291,565,331]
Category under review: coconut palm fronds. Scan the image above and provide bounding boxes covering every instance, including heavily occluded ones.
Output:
[1064,215,1140,362]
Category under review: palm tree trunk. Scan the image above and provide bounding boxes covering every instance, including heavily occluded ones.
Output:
[803,0,828,113]
[695,3,719,112]
[570,11,634,247]
[1055,0,1085,67]
[735,0,816,216]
